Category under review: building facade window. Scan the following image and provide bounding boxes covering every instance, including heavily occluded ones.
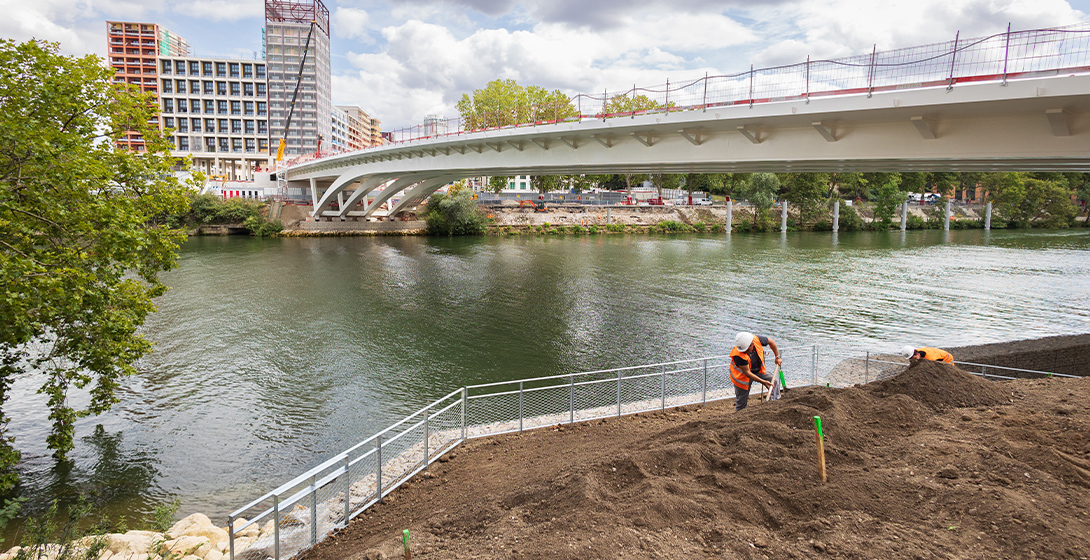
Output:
[255,65,265,79]
[245,138,255,153]
[243,83,253,96]
[217,81,227,95]
[177,99,187,113]
[256,83,266,96]
[231,101,241,115]
[219,138,229,152]
[244,120,254,134]
[161,80,173,94]
[244,101,254,115]
[217,101,227,114]
[218,119,228,133]
[242,64,253,78]
[203,81,213,94]
[231,138,242,152]
[178,137,189,151]
[257,120,267,134]
[162,99,173,113]
[216,62,226,77]
[204,100,215,113]
[176,80,186,94]
[163,117,174,128]
[189,61,200,75]
[161,60,172,74]
[229,63,239,77]
[230,82,240,96]
[191,118,202,132]
[231,119,241,134]
[202,61,213,76]
[174,60,185,74]
[177,119,188,132]
[189,99,200,114]
[257,102,266,116]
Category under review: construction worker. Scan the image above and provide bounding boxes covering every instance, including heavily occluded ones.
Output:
[730,332,782,411]
[900,346,954,364]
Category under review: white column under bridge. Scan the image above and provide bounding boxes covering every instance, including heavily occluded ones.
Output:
[291,73,1090,220]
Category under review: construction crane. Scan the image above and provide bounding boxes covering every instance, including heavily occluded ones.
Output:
[276,20,317,162]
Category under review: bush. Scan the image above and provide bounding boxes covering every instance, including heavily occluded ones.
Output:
[243,215,283,237]
[838,205,866,231]
[906,214,926,230]
[655,220,688,232]
[424,190,489,235]
[606,223,625,233]
[588,225,599,234]
[692,221,706,232]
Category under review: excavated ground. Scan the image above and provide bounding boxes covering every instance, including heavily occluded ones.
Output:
[303,339,1090,560]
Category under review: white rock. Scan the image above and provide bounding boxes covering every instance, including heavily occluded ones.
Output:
[167,514,214,540]
[109,531,166,555]
[159,536,212,559]
[0,546,22,560]
[230,519,259,539]
[205,549,224,560]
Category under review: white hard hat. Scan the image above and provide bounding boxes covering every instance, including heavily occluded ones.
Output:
[900,345,916,358]
[735,332,754,351]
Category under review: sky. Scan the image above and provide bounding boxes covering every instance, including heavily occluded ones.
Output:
[3,0,1089,129]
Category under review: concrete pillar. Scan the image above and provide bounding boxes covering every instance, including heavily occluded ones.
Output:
[725,200,733,233]
[900,201,908,231]
[606,207,611,224]
[944,200,951,231]
[832,200,840,233]
[984,201,992,230]
[781,200,788,233]
[309,177,319,215]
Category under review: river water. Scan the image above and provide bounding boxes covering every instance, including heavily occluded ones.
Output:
[7,229,1090,529]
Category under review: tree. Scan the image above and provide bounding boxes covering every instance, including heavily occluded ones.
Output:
[0,40,190,495]
[457,79,576,130]
[986,173,1076,228]
[649,174,681,199]
[685,174,727,197]
[742,173,779,227]
[601,94,674,116]
[423,189,488,235]
[780,173,829,207]
[488,175,509,194]
[826,172,865,199]
[531,175,563,194]
[871,178,908,226]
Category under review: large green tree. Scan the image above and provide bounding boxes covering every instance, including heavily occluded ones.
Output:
[0,40,190,498]
[984,173,1076,228]
[601,94,674,116]
[457,79,576,130]
[742,173,779,227]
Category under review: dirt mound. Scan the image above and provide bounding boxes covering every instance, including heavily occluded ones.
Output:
[865,359,1013,411]
[305,365,1090,560]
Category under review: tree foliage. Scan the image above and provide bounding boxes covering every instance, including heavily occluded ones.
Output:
[531,175,563,194]
[457,79,576,130]
[985,173,1076,228]
[423,189,488,235]
[601,94,674,116]
[0,40,190,493]
[742,173,779,226]
[871,178,908,226]
[487,175,509,194]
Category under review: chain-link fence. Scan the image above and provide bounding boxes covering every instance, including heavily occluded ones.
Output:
[227,345,1075,560]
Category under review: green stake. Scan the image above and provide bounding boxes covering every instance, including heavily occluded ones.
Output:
[403,529,411,559]
[778,368,787,389]
[813,416,824,439]
[813,416,827,482]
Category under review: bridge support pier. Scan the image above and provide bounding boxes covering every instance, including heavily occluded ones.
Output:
[985,202,992,230]
[607,207,611,224]
[832,200,840,233]
[781,201,788,233]
[725,200,732,233]
[900,201,908,231]
[944,200,952,231]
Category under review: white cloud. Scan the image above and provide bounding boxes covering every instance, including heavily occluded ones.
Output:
[333,7,374,41]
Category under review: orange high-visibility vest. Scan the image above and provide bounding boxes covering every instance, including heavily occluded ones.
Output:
[917,347,954,363]
[729,336,766,390]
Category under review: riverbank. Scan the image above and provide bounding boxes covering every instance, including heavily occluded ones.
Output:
[297,334,1089,560]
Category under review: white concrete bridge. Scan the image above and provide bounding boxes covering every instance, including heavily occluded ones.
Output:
[284,25,1090,220]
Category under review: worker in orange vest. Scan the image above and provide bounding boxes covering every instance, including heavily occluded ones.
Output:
[730,332,782,411]
[900,346,954,364]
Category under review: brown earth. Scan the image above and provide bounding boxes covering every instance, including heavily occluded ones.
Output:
[303,354,1090,560]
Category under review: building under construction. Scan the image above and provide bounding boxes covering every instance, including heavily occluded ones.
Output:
[264,0,332,158]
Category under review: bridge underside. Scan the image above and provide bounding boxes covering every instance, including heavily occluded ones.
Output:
[289,75,1090,219]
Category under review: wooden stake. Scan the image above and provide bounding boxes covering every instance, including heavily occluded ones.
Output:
[813,416,827,482]
[403,529,411,560]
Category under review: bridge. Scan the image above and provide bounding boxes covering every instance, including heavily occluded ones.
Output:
[282,24,1090,221]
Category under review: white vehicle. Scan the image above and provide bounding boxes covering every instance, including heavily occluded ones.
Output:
[695,198,714,206]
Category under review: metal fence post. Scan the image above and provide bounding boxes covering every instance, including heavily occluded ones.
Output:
[617,371,622,417]
[461,388,467,442]
[310,474,317,545]
[569,375,575,424]
[424,408,430,464]
[867,44,877,97]
[1002,23,1011,86]
[805,56,810,103]
[982,365,988,379]
[702,359,708,404]
[519,381,524,433]
[702,72,708,111]
[811,345,817,386]
[376,436,383,502]
[665,79,669,114]
[947,31,960,91]
[273,495,280,560]
[343,456,351,524]
[228,514,235,560]
[748,65,754,107]
[865,351,870,384]
[661,365,666,411]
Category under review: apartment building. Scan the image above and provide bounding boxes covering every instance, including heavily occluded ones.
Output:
[334,105,383,150]
[264,0,331,158]
[106,21,190,150]
[157,56,271,180]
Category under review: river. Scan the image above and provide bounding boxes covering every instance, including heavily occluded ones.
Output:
[6,228,1090,531]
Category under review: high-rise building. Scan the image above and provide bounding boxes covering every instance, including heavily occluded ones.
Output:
[263,0,331,157]
[106,21,190,150]
[157,56,271,180]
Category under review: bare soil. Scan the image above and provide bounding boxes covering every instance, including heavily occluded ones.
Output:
[303,349,1090,560]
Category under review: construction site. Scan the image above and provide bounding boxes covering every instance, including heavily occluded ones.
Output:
[298,335,1090,560]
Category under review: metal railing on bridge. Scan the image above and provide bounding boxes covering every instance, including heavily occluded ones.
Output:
[284,22,1090,169]
[225,346,1077,560]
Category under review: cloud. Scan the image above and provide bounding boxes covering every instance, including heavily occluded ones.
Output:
[333,7,374,41]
